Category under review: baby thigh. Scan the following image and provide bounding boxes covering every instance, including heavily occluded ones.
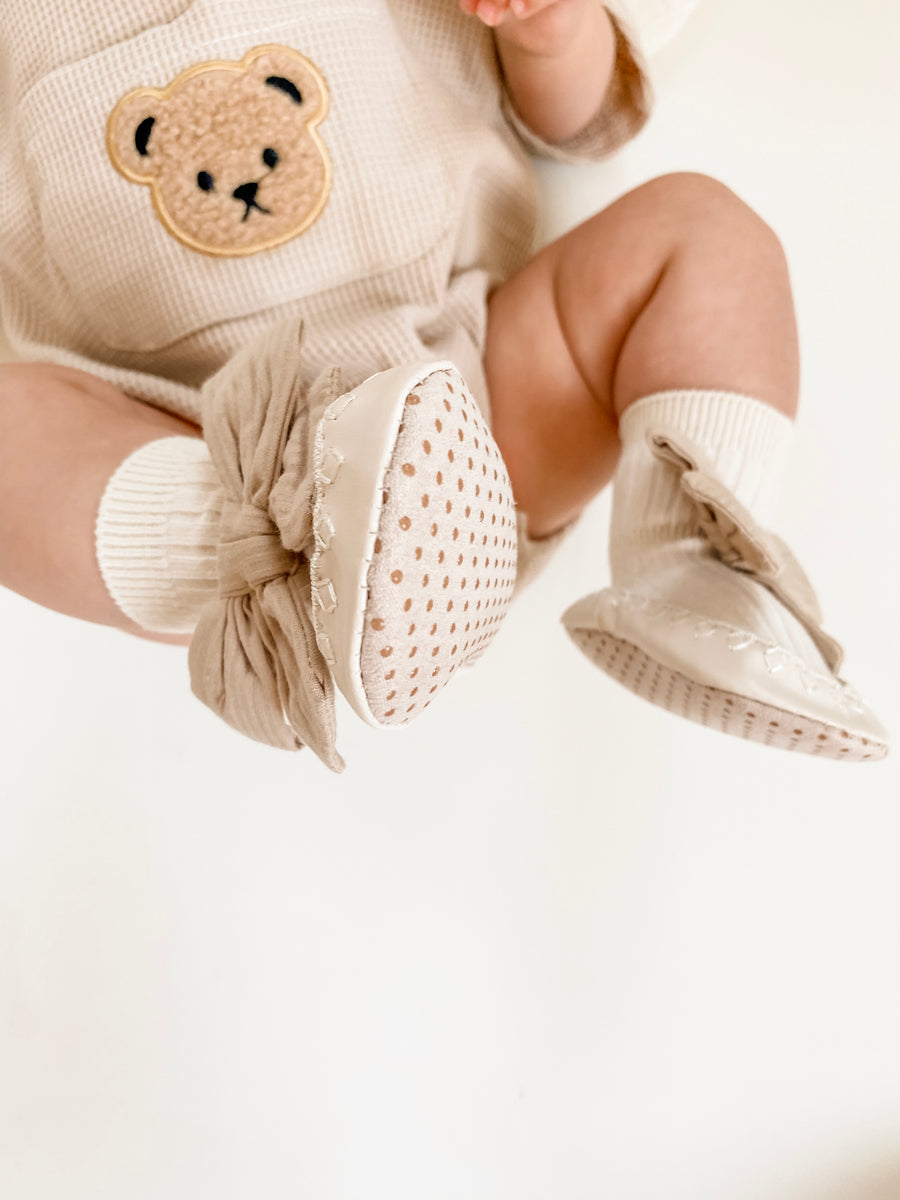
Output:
[484,171,798,539]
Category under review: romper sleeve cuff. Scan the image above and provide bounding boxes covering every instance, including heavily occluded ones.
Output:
[499,6,652,165]
[95,436,224,635]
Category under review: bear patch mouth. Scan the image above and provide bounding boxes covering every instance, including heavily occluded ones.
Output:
[232,180,272,221]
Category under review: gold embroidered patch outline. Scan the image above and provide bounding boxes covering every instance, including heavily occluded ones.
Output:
[106,44,332,258]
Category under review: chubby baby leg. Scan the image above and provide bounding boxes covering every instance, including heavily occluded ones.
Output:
[485,170,798,538]
[0,361,200,645]
[485,171,888,759]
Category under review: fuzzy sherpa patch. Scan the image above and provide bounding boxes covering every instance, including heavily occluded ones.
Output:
[106,44,331,257]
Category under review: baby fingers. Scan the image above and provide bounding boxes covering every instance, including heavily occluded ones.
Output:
[459,0,565,28]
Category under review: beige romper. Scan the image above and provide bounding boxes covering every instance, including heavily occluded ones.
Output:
[0,0,650,631]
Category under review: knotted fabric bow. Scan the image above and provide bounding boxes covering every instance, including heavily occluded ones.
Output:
[649,427,845,674]
[188,319,346,771]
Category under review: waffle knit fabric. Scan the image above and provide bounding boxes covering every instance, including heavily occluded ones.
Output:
[0,0,651,633]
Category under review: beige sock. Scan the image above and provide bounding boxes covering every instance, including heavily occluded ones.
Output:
[95,436,225,634]
[563,388,889,759]
[607,389,837,670]
[610,389,794,585]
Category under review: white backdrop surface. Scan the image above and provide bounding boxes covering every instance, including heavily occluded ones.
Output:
[2,2,899,1198]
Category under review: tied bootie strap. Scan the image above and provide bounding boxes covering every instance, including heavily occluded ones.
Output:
[188,318,346,772]
[649,427,844,675]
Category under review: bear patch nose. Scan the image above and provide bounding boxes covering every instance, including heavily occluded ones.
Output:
[232,180,259,205]
[231,179,271,221]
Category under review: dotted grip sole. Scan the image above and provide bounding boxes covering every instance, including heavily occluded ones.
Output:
[312,366,518,728]
[569,628,888,762]
[361,371,517,724]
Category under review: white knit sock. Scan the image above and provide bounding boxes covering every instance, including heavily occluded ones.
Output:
[95,436,225,634]
[610,389,794,585]
[563,389,889,758]
[606,388,837,670]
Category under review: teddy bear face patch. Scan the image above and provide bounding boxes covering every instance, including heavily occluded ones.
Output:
[106,44,331,257]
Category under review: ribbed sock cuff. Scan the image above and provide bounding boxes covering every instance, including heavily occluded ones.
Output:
[95,436,224,634]
[619,389,794,509]
[611,390,794,582]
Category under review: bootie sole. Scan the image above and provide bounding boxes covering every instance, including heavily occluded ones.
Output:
[563,587,889,761]
[312,363,518,727]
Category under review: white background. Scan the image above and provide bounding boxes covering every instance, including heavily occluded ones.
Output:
[2,2,899,1196]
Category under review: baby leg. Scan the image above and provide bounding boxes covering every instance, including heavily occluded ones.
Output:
[0,361,200,645]
[485,171,888,759]
[485,170,797,538]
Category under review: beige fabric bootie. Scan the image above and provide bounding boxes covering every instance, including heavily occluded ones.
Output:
[188,322,518,767]
[311,362,518,728]
[562,390,889,761]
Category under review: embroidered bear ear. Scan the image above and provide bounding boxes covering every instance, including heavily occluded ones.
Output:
[242,44,327,121]
[106,87,166,183]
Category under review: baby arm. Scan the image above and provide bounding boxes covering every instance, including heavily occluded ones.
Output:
[0,361,198,644]
[460,0,617,144]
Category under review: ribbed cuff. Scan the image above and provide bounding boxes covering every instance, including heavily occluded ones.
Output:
[500,8,651,165]
[612,390,794,582]
[95,436,224,634]
[619,389,794,514]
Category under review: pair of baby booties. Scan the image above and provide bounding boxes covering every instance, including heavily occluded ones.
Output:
[186,320,889,771]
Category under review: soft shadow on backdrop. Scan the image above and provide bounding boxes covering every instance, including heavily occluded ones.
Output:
[1,2,899,1198]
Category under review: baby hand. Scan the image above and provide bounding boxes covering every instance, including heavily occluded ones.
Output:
[458,0,590,55]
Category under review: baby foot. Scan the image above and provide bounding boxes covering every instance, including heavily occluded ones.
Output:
[563,564,889,762]
[311,363,518,727]
[563,425,890,761]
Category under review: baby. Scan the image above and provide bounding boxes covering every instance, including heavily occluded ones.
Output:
[0,0,889,765]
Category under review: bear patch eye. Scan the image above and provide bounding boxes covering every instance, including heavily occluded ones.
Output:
[197,171,214,192]
[262,147,279,169]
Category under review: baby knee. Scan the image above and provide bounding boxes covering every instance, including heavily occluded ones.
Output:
[642,171,787,260]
